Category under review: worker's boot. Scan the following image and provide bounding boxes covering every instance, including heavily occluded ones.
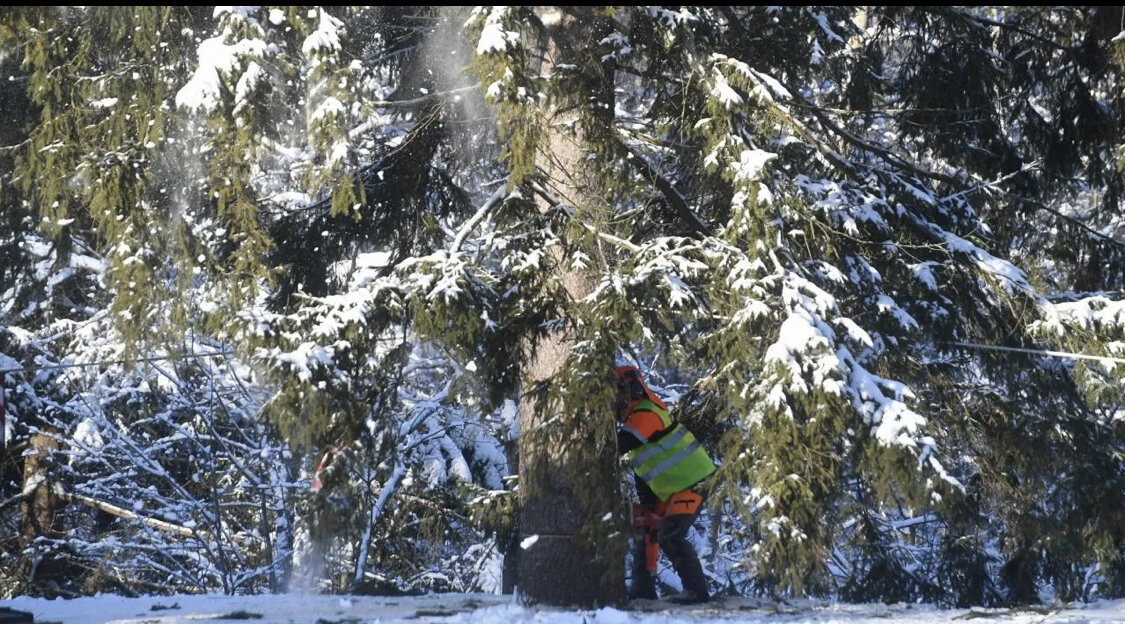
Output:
[628,573,658,601]
[666,558,710,604]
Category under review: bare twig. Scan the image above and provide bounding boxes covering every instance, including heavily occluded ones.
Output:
[0,489,31,514]
[368,84,479,109]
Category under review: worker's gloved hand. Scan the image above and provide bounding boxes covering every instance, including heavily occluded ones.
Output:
[631,504,662,531]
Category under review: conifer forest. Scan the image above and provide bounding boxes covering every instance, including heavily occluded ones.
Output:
[0,6,1123,609]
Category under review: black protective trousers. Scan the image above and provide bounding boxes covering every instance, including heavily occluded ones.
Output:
[630,508,709,599]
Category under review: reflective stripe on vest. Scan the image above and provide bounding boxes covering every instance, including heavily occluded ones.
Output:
[621,425,647,444]
[639,439,704,484]
[629,425,689,471]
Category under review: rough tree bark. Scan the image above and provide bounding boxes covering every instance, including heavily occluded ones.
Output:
[20,432,67,589]
[516,7,626,608]
[20,433,61,549]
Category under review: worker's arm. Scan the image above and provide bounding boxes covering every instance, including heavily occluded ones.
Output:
[617,409,665,455]
[618,428,643,454]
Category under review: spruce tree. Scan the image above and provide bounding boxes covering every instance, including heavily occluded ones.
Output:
[1,6,1122,604]
[467,5,628,607]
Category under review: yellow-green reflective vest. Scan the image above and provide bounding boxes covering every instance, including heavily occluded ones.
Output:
[625,399,716,501]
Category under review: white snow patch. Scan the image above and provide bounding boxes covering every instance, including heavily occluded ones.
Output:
[500,399,520,440]
[593,607,630,624]
[731,149,777,184]
[72,417,105,450]
[176,31,268,112]
[911,262,939,292]
[834,317,874,348]
[9,592,1124,624]
[310,96,346,122]
[875,295,919,330]
[710,69,743,108]
[0,352,20,371]
[234,60,263,109]
[764,309,832,367]
[475,7,520,54]
[939,229,1032,294]
[70,252,105,274]
[1035,296,1125,337]
[302,9,343,56]
[647,7,700,26]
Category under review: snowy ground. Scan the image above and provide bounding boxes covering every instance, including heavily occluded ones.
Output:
[7,593,1125,624]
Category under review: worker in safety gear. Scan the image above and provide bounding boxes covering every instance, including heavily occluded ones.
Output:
[614,365,716,604]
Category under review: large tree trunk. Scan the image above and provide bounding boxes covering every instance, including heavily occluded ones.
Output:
[516,8,626,607]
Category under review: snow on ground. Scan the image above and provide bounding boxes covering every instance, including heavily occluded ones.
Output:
[6,593,1125,624]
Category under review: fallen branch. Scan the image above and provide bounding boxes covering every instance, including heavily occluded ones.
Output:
[57,490,201,540]
[56,488,252,545]
[0,489,30,515]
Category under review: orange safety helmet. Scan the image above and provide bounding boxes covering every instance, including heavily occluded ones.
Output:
[614,365,667,409]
